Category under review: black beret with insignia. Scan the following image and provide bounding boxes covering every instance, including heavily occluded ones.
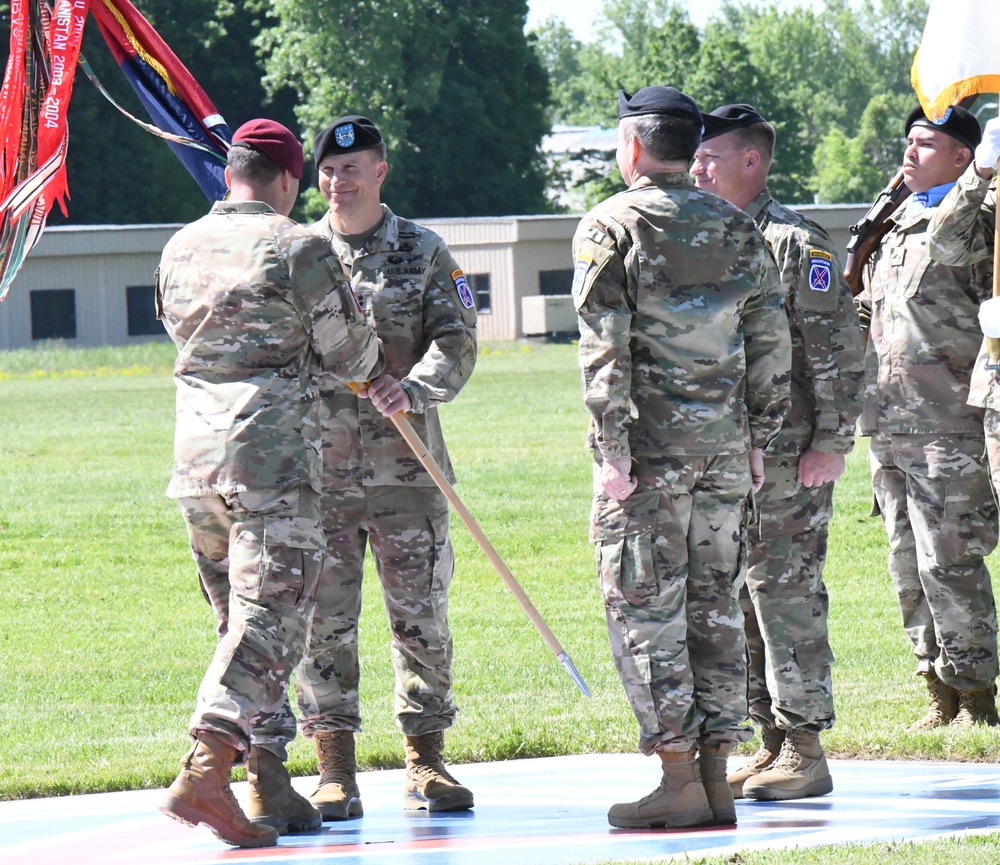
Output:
[313,115,384,166]
[905,104,982,152]
[700,103,767,142]
[618,86,702,124]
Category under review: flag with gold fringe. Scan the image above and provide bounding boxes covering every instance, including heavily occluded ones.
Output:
[0,0,231,301]
[911,0,1000,121]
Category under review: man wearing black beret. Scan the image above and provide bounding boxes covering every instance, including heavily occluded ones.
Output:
[253,113,478,821]
[692,104,864,803]
[574,85,791,829]
[857,104,1000,734]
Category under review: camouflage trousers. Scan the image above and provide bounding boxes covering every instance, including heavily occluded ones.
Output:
[592,453,754,755]
[177,484,323,756]
[870,433,999,691]
[744,453,835,732]
[287,483,458,738]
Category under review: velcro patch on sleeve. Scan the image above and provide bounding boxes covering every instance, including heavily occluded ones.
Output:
[808,248,832,292]
[572,254,594,298]
[452,269,475,309]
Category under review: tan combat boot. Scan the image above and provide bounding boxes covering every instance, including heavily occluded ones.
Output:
[309,731,363,820]
[403,731,474,811]
[742,727,833,801]
[697,742,736,825]
[160,731,278,848]
[607,749,714,829]
[246,747,321,834]
[953,685,1000,727]
[727,725,784,799]
[908,670,959,731]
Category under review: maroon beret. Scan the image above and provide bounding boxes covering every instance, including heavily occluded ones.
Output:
[231,119,304,179]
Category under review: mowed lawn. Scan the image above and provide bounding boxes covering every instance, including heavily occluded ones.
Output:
[2,340,1000,813]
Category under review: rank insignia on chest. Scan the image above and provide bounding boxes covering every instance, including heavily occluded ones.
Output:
[572,255,593,296]
[808,249,832,292]
[889,246,906,267]
[452,269,475,309]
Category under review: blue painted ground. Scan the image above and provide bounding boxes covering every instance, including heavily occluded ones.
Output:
[2,754,999,864]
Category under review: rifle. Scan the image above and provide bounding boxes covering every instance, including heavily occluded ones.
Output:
[843,169,910,297]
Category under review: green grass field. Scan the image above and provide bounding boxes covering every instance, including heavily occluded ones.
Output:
[2,340,999,863]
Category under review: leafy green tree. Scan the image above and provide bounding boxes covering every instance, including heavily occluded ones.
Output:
[257,0,551,218]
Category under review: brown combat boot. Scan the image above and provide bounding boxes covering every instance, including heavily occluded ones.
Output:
[309,731,363,820]
[697,742,736,825]
[160,731,278,848]
[403,731,474,812]
[607,749,714,829]
[908,670,959,731]
[246,747,321,834]
[727,725,785,799]
[742,727,833,801]
[952,685,1000,727]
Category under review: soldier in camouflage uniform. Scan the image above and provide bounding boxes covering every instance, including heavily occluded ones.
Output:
[280,115,477,819]
[691,104,864,801]
[857,105,1000,731]
[574,86,791,830]
[156,119,382,849]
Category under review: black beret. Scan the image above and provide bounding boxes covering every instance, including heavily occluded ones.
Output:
[618,86,702,124]
[313,115,383,165]
[905,104,981,152]
[701,103,767,142]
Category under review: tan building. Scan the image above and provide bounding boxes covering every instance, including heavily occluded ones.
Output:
[0,205,867,351]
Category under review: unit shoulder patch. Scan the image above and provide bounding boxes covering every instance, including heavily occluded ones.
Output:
[452,269,475,309]
[808,248,832,292]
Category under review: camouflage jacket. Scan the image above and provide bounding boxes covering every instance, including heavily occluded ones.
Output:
[858,193,990,435]
[573,172,791,468]
[926,164,1000,411]
[157,200,382,499]
[311,206,477,487]
[747,190,864,457]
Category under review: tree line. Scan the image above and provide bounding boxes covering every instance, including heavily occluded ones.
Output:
[2,0,978,225]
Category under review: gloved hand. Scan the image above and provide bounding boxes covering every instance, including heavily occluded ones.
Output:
[975,117,1000,173]
[978,296,1000,337]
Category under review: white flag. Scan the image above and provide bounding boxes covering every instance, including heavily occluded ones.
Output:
[911,0,1000,120]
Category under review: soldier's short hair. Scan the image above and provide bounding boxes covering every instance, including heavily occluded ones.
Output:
[726,121,776,162]
[621,114,703,163]
[228,145,284,185]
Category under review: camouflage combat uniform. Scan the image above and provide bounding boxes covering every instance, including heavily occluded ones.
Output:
[157,199,382,755]
[290,204,478,739]
[742,191,865,732]
[859,188,999,692]
[927,166,1000,494]
[574,172,792,755]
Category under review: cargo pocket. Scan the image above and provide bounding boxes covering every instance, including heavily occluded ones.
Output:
[940,474,998,562]
[259,516,325,607]
[793,636,835,675]
[593,489,660,607]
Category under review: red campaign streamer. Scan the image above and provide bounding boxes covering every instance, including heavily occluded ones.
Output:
[0,0,31,190]
[34,0,90,217]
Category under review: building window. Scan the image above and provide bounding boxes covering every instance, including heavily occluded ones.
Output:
[30,288,76,340]
[539,269,574,296]
[126,285,163,336]
[469,273,492,313]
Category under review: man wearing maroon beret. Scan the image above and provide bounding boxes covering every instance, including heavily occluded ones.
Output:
[156,119,382,848]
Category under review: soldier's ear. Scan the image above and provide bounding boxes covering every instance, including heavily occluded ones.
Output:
[224,165,233,190]
[746,149,761,170]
